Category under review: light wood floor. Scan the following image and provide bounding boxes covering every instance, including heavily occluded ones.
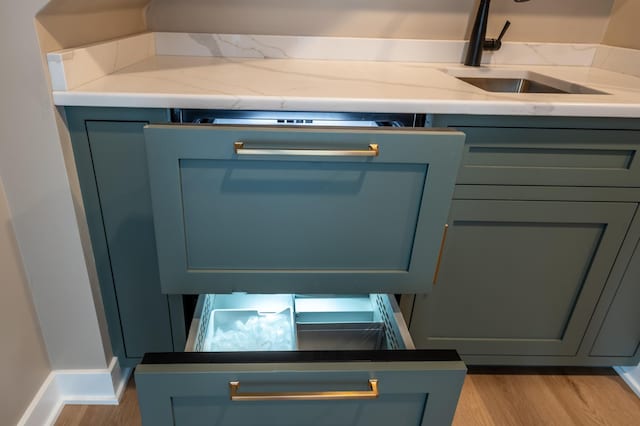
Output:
[55,367,640,426]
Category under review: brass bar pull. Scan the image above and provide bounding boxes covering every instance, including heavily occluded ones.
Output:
[433,224,449,285]
[229,379,379,401]
[234,142,379,157]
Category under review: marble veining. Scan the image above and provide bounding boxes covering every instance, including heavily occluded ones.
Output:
[154,32,597,66]
[210,34,291,59]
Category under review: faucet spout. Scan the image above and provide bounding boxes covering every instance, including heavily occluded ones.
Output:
[464,0,492,67]
[464,0,530,67]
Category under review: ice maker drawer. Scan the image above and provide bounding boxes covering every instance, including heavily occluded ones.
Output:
[185,294,414,352]
[136,294,466,426]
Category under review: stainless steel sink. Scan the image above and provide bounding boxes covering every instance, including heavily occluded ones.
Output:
[445,70,608,95]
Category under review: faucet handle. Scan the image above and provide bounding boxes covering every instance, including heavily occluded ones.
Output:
[484,20,511,51]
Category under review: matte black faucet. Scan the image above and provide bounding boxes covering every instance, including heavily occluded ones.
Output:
[464,0,530,67]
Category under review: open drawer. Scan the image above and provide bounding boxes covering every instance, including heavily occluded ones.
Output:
[136,294,466,426]
[144,125,464,295]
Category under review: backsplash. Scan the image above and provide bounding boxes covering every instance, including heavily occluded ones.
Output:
[593,45,640,78]
[154,33,598,65]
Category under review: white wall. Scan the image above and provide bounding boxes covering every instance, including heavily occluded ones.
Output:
[0,174,51,426]
[603,0,640,49]
[0,0,111,370]
[33,0,640,52]
[147,0,613,43]
[37,0,147,50]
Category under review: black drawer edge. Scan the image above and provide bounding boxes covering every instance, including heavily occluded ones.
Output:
[141,350,461,365]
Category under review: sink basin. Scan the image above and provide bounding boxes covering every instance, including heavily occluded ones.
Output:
[445,69,608,95]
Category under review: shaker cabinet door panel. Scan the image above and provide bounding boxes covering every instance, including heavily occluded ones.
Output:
[144,125,464,294]
[410,200,636,357]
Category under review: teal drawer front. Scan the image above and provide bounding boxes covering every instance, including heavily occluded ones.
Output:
[136,352,466,426]
[144,125,464,294]
[458,127,640,187]
[432,115,640,187]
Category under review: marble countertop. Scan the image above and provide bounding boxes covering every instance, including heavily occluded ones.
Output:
[48,33,640,117]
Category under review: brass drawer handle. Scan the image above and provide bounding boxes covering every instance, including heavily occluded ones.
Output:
[234,142,379,157]
[229,379,379,401]
[433,224,449,285]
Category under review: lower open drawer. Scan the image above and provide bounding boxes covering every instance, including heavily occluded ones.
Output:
[136,294,466,426]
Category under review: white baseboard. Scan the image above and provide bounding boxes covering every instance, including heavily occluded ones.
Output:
[15,373,65,426]
[615,365,640,399]
[17,357,131,426]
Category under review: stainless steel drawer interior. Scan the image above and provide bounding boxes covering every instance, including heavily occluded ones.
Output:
[185,294,414,353]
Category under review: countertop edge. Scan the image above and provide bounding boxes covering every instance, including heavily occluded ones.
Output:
[53,92,640,118]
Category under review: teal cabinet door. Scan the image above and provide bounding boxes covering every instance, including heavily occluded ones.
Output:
[136,352,466,426]
[66,108,175,362]
[144,125,464,294]
[409,199,636,359]
[591,210,640,358]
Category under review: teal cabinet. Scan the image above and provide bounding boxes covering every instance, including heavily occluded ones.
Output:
[144,125,464,295]
[409,199,636,358]
[405,115,640,366]
[590,211,640,358]
[66,107,640,370]
[66,108,175,364]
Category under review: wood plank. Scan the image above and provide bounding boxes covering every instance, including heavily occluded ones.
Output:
[54,379,141,426]
[453,368,640,426]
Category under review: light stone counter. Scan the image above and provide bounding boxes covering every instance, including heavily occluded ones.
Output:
[48,33,640,117]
